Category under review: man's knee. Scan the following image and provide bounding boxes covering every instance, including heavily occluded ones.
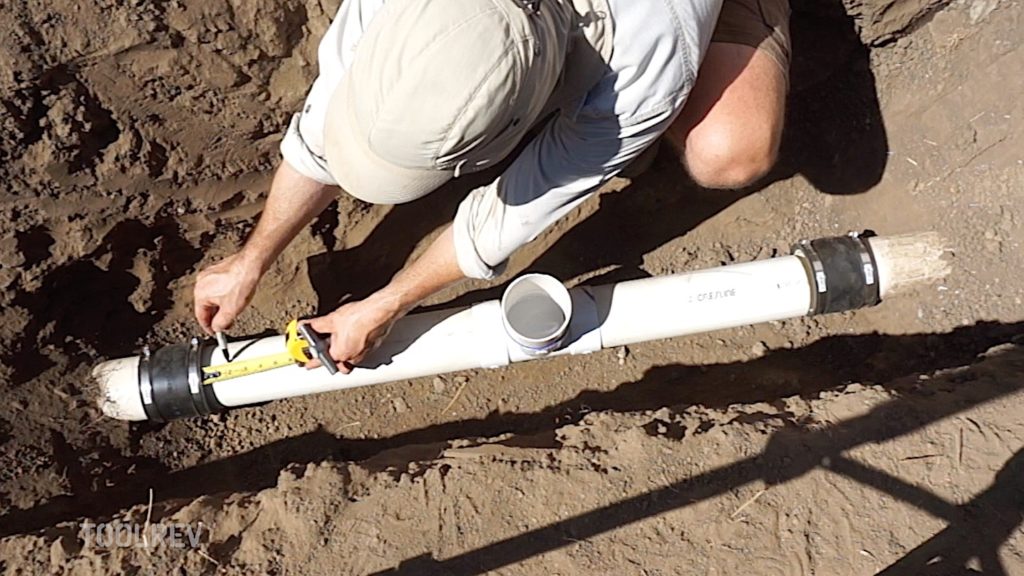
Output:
[683,123,779,190]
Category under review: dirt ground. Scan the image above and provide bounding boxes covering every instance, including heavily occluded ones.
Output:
[0,0,1021,574]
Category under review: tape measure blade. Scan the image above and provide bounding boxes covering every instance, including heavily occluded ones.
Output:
[202,352,298,384]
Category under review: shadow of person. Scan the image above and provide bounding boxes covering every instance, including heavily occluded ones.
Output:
[307,0,887,315]
[771,0,889,195]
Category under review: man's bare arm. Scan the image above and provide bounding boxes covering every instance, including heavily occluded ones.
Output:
[239,161,338,272]
[307,225,466,371]
[194,161,337,333]
[377,225,465,315]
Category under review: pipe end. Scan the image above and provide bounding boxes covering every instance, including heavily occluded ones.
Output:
[92,356,148,421]
[865,232,952,298]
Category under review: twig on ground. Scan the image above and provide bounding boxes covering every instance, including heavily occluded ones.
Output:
[143,487,154,552]
[196,549,221,566]
[441,380,468,414]
[899,453,943,461]
[958,426,965,469]
[730,488,766,520]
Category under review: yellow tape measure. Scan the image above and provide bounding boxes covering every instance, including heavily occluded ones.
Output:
[202,320,311,385]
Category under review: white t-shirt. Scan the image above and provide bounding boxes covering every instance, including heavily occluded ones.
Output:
[281,0,723,279]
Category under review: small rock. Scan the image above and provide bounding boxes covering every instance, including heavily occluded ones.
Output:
[392,397,409,414]
[616,346,629,365]
[751,341,769,356]
[49,541,66,567]
[432,377,447,394]
[50,535,79,568]
[453,375,469,385]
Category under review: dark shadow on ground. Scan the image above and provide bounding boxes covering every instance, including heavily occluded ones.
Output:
[2,322,1019,543]
[3,219,202,386]
[370,344,1023,576]
[772,0,890,195]
[305,169,496,312]
[874,449,1024,575]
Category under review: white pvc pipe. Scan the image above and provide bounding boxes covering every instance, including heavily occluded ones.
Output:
[93,356,143,421]
[99,233,950,422]
[96,254,817,421]
[592,256,812,348]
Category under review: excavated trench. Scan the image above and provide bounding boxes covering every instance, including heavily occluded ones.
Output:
[1,0,1022,573]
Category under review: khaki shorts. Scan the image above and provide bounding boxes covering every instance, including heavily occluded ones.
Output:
[712,0,791,77]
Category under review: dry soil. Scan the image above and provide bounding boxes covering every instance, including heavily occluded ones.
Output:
[0,0,1022,574]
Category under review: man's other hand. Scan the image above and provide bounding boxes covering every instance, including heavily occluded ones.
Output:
[194,253,264,335]
[304,293,404,374]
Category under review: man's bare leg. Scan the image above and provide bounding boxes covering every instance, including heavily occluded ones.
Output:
[665,42,787,190]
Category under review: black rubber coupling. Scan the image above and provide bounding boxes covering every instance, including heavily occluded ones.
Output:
[137,338,227,422]
[792,233,881,315]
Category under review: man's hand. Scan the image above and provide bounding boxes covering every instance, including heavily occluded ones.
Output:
[305,292,404,373]
[304,226,467,373]
[194,253,263,335]
[191,160,337,334]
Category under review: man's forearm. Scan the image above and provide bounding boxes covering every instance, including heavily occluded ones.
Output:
[374,225,467,316]
[240,160,337,271]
